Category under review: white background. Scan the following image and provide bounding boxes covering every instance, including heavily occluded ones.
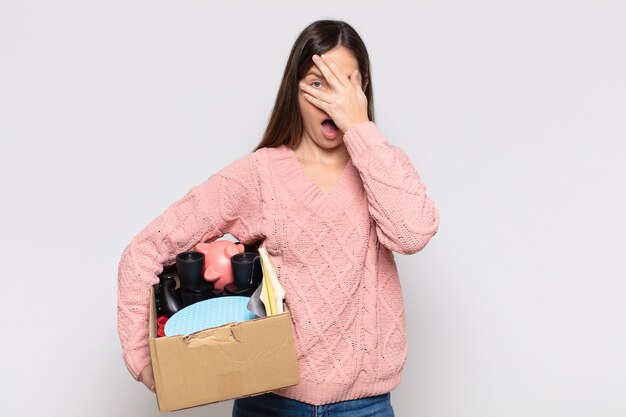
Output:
[1,1,625,416]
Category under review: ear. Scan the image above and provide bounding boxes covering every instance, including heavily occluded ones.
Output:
[204,265,221,283]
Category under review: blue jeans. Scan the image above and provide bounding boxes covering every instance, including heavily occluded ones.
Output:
[232,392,394,417]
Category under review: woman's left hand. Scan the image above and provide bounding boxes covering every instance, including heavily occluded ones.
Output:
[299,54,369,133]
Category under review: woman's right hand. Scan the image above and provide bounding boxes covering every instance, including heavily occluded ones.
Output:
[139,364,156,393]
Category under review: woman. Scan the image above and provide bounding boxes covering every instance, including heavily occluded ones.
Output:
[118,20,439,417]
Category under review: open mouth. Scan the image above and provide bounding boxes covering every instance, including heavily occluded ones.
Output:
[321,118,339,138]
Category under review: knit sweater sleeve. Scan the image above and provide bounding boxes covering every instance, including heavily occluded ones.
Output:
[117,153,262,380]
[343,121,439,254]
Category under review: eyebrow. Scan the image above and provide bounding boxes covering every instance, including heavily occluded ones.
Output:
[304,70,323,78]
[304,70,353,79]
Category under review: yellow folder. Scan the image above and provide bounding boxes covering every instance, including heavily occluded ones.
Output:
[258,248,285,316]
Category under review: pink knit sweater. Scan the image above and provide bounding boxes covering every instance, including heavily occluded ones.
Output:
[117,121,439,405]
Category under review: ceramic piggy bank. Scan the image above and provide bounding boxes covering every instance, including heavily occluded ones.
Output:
[194,240,245,290]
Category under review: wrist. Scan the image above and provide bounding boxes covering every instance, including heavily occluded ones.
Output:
[343,117,370,133]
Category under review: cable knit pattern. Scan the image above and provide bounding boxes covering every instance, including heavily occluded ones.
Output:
[117,121,439,405]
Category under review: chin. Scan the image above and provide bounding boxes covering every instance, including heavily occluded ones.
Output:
[319,136,345,150]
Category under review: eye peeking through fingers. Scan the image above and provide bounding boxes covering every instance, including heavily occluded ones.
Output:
[311,81,323,89]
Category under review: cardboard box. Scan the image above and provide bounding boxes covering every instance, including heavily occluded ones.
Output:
[149,287,300,412]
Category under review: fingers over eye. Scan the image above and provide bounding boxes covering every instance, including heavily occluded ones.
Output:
[300,82,331,102]
[312,55,342,88]
[320,54,351,87]
[350,69,361,87]
[298,81,314,94]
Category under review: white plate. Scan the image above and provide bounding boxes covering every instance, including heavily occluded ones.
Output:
[164,296,256,336]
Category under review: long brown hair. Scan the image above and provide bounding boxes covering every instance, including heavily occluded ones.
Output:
[255,20,374,151]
